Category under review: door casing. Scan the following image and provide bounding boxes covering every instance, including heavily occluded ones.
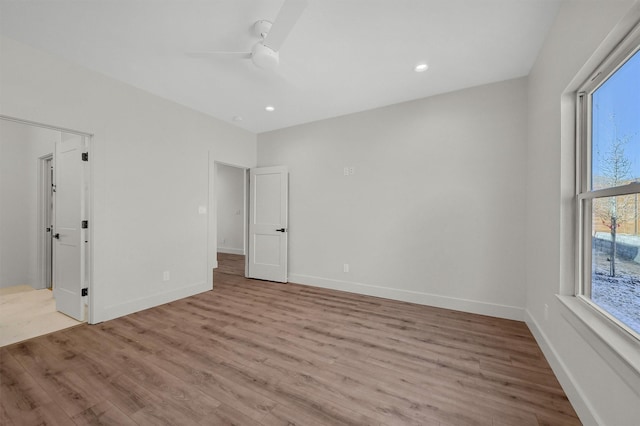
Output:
[209,156,249,285]
[1,115,94,322]
[37,154,54,290]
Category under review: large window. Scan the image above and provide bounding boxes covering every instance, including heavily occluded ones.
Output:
[577,30,640,339]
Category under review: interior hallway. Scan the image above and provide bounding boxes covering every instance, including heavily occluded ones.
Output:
[216,252,246,277]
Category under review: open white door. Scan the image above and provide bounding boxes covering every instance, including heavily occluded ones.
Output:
[248,166,288,283]
[53,133,87,321]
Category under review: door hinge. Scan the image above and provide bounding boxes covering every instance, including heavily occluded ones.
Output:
[81,288,88,297]
[81,220,88,229]
[82,152,89,161]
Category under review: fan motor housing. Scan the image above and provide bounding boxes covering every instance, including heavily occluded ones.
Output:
[252,43,279,70]
[253,20,273,38]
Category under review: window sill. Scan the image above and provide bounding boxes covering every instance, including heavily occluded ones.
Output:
[557,295,640,396]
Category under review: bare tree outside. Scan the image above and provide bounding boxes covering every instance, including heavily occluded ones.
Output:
[593,117,636,276]
[588,49,640,335]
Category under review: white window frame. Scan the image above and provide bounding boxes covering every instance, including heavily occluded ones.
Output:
[576,25,640,341]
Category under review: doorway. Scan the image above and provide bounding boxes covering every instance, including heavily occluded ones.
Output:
[39,154,54,290]
[214,162,248,276]
[208,160,290,285]
[0,116,92,346]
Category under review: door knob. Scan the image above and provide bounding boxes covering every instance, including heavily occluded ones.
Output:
[53,233,60,239]
[276,228,286,232]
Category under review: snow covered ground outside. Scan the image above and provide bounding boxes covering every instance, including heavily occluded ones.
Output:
[592,263,640,335]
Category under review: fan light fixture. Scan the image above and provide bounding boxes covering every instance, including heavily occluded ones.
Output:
[414,63,429,72]
[187,0,308,71]
[265,105,275,112]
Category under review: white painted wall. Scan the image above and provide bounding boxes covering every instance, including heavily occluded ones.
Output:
[258,78,528,320]
[0,120,57,288]
[0,36,256,322]
[0,122,30,287]
[4,6,638,420]
[216,163,245,255]
[525,1,640,424]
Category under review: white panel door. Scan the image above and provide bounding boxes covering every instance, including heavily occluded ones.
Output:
[53,133,86,320]
[248,166,288,283]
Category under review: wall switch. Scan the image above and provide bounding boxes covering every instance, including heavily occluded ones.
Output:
[344,167,349,176]
[198,206,207,214]
[343,263,349,273]
[348,167,355,175]
[163,271,170,281]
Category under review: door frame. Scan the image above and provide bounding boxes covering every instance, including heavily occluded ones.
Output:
[213,161,248,257]
[207,155,249,285]
[37,153,54,290]
[1,115,94,322]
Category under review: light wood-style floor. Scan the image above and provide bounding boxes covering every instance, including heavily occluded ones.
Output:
[0,285,82,347]
[216,252,246,276]
[0,255,580,425]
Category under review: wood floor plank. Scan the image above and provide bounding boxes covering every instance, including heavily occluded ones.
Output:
[6,341,102,418]
[0,254,581,425]
[143,345,278,421]
[12,402,75,426]
[335,354,539,426]
[258,402,332,426]
[196,403,261,426]
[87,346,223,422]
[92,371,162,419]
[71,400,138,426]
[266,359,441,425]
[0,348,63,425]
[327,357,493,426]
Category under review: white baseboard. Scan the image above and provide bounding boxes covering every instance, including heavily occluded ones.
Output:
[95,281,212,324]
[217,247,245,255]
[288,273,524,321]
[524,309,599,426]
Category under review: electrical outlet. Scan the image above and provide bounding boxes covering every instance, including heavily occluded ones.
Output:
[343,263,349,273]
[163,271,170,281]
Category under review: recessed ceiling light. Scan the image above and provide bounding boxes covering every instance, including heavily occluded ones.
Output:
[232,115,243,122]
[414,63,429,73]
[265,105,275,112]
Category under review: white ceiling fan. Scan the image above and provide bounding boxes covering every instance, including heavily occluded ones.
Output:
[190,0,308,71]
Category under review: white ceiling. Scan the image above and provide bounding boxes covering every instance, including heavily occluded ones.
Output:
[0,0,560,133]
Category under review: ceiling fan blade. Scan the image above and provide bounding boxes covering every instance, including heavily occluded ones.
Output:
[187,51,251,59]
[263,0,308,52]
